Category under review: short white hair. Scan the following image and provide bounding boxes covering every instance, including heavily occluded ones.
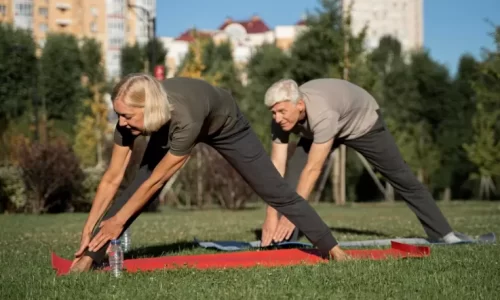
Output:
[264,79,302,107]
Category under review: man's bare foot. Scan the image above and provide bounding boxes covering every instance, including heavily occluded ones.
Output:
[69,256,93,273]
[329,245,352,261]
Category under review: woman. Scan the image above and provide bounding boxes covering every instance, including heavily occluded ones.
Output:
[70,74,348,272]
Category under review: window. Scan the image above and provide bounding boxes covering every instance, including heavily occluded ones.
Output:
[0,5,6,16]
[39,23,48,32]
[16,3,33,16]
[91,7,98,16]
[90,22,97,33]
[39,7,48,17]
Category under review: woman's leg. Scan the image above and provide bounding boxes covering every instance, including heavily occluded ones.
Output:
[84,132,170,264]
[281,138,312,241]
[210,115,337,253]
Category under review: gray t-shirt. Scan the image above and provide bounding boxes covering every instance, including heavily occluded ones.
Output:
[114,77,240,156]
[272,78,380,144]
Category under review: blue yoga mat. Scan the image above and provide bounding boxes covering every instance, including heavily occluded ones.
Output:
[194,232,496,251]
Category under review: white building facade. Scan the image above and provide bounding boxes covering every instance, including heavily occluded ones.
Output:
[342,0,424,52]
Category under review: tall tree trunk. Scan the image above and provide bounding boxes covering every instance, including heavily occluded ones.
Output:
[196,148,203,208]
[442,187,451,202]
[385,182,395,202]
[332,150,342,204]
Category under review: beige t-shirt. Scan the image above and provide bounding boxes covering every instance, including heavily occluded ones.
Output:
[272,78,380,144]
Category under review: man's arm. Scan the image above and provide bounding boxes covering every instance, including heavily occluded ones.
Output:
[270,141,288,177]
[295,138,333,201]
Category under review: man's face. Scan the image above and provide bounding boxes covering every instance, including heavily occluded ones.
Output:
[114,97,145,135]
[270,100,305,131]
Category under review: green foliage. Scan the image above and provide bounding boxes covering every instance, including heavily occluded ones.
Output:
[289,0,367,84]
[39,33,84,126]
[121,43,145,76]
[204,40,244,100]
[464,26,500,185]
[0,23,37,121]
[144,37,168,74]
[0,166,27,212]
[80,37,105,86]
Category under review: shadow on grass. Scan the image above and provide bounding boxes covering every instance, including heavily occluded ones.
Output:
[124,240,198,259]
[252,226,394,240]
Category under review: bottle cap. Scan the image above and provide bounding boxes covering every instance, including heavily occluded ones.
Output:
[111,239,121,245]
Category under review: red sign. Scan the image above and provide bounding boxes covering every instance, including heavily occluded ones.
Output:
[154,65,165,80]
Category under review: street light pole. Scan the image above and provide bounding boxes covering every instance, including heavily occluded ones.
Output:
[127,1,155,74]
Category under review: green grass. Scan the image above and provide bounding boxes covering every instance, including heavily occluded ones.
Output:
[1,201,499,299]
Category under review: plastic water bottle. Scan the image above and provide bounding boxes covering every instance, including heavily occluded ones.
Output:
[121,228,131,252]
[108,239,124,277]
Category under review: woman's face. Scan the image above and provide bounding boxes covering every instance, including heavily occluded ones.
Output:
[114,98,145,135]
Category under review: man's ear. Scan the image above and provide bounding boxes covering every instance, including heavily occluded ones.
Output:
[297,99,306,112]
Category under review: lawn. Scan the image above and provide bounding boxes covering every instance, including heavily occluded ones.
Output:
[1,201,499,299]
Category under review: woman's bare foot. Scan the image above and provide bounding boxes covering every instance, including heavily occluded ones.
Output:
[69,256,93,273]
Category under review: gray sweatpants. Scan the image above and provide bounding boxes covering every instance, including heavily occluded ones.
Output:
[285,110,453,241]
[85,110,337,263]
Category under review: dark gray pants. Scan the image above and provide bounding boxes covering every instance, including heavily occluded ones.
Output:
[285,111,453,241]
[85,111,337,264]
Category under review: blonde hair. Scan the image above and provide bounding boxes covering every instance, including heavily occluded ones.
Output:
[264,79,302,107]
[111,73,172,133]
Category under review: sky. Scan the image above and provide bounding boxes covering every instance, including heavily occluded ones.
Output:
[155,0,500,76]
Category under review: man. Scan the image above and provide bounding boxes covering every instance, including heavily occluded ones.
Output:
[260,78,465,247]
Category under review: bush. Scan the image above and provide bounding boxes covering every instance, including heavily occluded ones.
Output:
[11,138,85,213]
[176,144,254,210]
[0,166,26,213]
[70,166,104,212]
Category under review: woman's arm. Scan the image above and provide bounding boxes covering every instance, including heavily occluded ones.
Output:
[87,151,190,252]
[82,143,133,235]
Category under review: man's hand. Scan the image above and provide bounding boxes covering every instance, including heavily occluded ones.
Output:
[272,216,296,243]
[88,216,124,252]
[261,213,279,247]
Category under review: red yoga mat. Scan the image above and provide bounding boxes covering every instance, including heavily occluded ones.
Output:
[51,241,430,276]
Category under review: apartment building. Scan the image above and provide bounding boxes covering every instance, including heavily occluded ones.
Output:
[342,0,424,51]
[0,0,156,80]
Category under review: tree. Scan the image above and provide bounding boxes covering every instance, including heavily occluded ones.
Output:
[121,43,144,76]
[0,24,38,163]
[39,33,84,139]
[0,23,37,121]
[243,44,292,150]
[74,38,109,167]
[143,37,167,74]
[289,0,367,84]
[463,26,500,199]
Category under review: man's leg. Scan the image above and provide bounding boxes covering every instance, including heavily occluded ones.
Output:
[343,112,453,240]
[210,115,337,253]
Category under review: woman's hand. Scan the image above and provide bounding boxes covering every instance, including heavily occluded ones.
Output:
[87,216,125,252]
[70,230,92,268]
